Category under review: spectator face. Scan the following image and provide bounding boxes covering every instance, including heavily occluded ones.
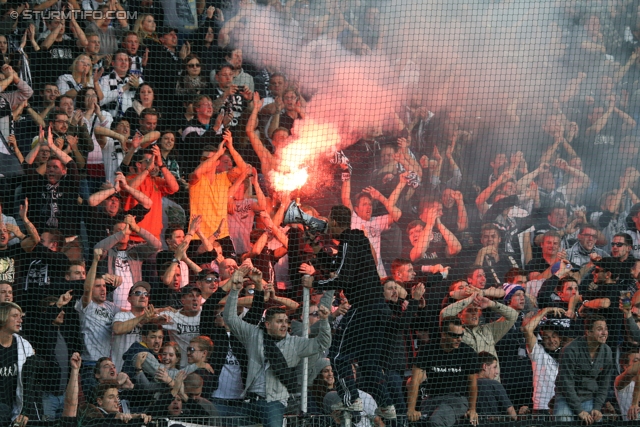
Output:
[58,98,74,117]
[115,120,131,138]
[141,15,155,33]
[95,359,117,381]
[3,308,21,334]
[143,330,164,354]
[441,189,455,208]
[0,36,7,54]
[468,269,486,289]
[272,129,289,149]
[128,286,149,309]
[394,263,415,282]
[47,18,65,37]
[112,222,130,247]
[139,114,158,134]
[459,305,480,327]
[97,388,120,413]
[383,281,399,302]
[135,153,155,175]
[587,320,608,345]
[215,67,233,89]
[166,229,185,251]
[269,75,286,97]
[216,154,233,173]
[74,55,92,76]
[92,279,107,303]
[408,224,424,247]
[220,259,238,280]
[186,58,201,77]
[139,85,154,107]
[53,114,69,134]
[592,266,610,284]
[112,53,130,77]
[540,329,561,352]
[0,283,12,302]
[41,85,60,104]
[320,365,334,387]
[480,228,501,248]
[354,195,372,221]
[568,156,582,170]
[538,172,556,192]
[490,153,507,171]
[35,146,51,165]
[0,226,9,249]
[123,34,140,55]
[195,98,214,120]
[160,346,179,369]
[548,208,568,229]
[66,265,86,281]
[226,49,243,70]
[559,281,578,303]
[541,236,560,258]
[83,89,98,110]
[168,397,182,415]
[46,159,67,185]
[160,31,178,49]
[577,227,598,251]
[40,232,59,251]
[104,195,120,217]
[86,36,100,55]
[442,323,464,350]
[482,360,498,380]
[187,342,207,364]
[170,266,181,291]
[308,304,321,326]
[181,290,202,313]
[631,261,640,280]
[380,146,396,167]
[197,274,219,295]
[509,290,526,311]
[283,90,298,111]
[611,236,630,259]
[265,313,289,339]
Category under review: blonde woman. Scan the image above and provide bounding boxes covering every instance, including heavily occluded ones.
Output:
[56,54,104,100]
[133,14,158,44]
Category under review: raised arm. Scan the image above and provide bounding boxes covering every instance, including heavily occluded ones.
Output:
[82,248,102,308]
[522,306,566,352]
[62,353,81,417]
[19,199,39,252]
[476,171,512,216]
[246,92,274,171]
[190,136,228,183]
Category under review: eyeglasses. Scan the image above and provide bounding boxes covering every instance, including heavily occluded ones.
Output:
[612,242,626,247]
[187,63,201,68]
[187,347,203,353]
[202,277,219,283]
[580,233,597,239]
[55,119,69,124]
[309,312,320,317]
[447,331,465,339]
[131,291,149,297]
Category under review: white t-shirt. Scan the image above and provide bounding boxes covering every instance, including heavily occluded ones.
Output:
[356,390,378,427]
[350,212,390,277]
[84,112,113,165]
[75,299,119,362]
[113,251,134,310]
[111,311,142,371]
[163,310,201,368]
[617,381,636,421]
[528,341,559,410]
[212,331,244,399]
[227,198,255,256]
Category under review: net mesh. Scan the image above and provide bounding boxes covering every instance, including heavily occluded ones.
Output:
[0,0,635,425]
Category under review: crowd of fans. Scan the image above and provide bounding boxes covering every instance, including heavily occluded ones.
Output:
[2,0,640,426]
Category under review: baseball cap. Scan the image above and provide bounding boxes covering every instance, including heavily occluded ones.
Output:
[129,281,151,295]
[180,284,202,296]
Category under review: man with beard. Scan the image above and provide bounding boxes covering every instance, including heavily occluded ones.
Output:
[554,315,614,423]
[121,323,165,387]
[474,223,521,287]
[566,224,608,268]
[163,285,202,368]
[523,306,573,413]
[609,233,637,278]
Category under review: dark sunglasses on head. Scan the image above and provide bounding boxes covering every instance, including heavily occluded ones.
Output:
[611,242,626,247]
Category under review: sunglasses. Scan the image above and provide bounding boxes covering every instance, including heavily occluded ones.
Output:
[309,312,320,317]
[447,331,465,339]
[131,291,149,297]
[611,242,626,247]
[186,347,202,353]
[202,277,219,283]
[187,63,201,68]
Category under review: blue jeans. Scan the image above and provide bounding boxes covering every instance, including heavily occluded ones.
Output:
[211,398,248,418]
[554,396,597,422]
[244,399,285,427]
[42,393,65,420]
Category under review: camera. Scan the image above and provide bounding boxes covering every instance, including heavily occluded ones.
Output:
[236,85,247,93]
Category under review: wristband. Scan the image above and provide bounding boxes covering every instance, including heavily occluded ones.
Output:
[172,258,179,263]
[341,172,351,182]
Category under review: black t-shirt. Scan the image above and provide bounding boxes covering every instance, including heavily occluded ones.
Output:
[476,378,513,415]
[524,257,551,276]
[414,341,479,397]
[0,244,23,285]
[18,244,69,313]
[0,339,18,409]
